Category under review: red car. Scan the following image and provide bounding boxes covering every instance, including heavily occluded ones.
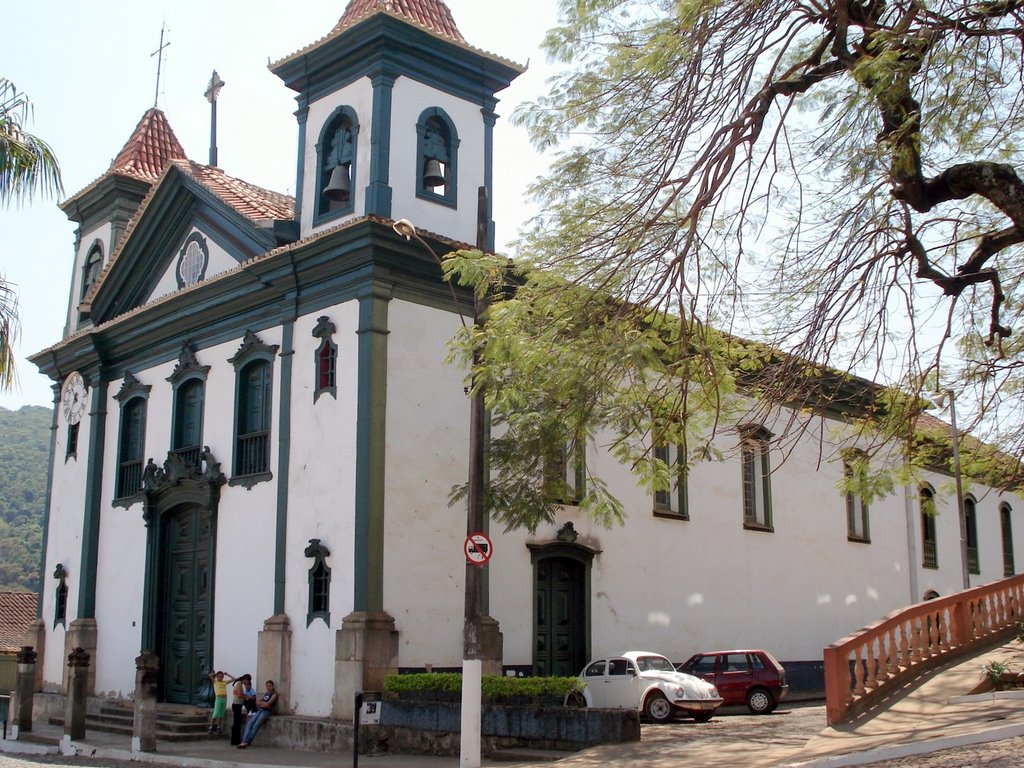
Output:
[676,649,788,714]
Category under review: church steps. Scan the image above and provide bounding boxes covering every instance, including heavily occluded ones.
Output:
[47,704,215,742]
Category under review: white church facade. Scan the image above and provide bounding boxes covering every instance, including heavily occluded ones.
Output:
[27,0,1024,719]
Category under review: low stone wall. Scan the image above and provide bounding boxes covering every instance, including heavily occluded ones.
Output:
[265,701,639,756]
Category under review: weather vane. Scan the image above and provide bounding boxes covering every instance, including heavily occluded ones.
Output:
[151,23,171,109]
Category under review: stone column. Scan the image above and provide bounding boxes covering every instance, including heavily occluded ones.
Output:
[23,619,46,694]
[333,611,398,720]
[132,651,159,754]
[64,647,90,741]
[64,618,97,696]
[257,614,291,714]
[11,646,38,737]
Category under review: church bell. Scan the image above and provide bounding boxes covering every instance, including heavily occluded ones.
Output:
[323,163,351,202]
[422,158,445,188]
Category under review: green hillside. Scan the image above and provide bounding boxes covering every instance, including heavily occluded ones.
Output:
[0,405,51,592]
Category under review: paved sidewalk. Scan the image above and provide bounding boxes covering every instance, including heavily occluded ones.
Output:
[3,641,1024,768]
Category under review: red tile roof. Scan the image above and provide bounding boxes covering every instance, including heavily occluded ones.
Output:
[177,161,295,222]
[108,108,188,182]
[336,0,464,41]
[0,591,37,654]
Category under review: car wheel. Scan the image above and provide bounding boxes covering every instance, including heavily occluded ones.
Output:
[564,691,586,708]
[746,688,774,714]
[690,710,714,723]
[644,692,674,723]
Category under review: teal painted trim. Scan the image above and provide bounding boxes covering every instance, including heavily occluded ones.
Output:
[294,106,308,223]
[481,109,497,251]
[366,73,395,218]
[272,17,522,108]
[353,285,391,612]
[77,380,108,618]
[36,384,61,620]
[141,509,158,652]
[274,321,295,615]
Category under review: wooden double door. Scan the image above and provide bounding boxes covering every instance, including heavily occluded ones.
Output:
[534,556,587,677]
[159,504,213,704]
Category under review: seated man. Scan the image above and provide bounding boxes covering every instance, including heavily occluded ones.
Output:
[238,680,278,748]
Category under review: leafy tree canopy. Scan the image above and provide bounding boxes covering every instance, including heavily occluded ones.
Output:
[447,1,1024,529]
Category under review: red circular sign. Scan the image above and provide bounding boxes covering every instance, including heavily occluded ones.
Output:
[464,532,493,566]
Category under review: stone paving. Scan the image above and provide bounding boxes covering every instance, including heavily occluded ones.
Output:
[853,736,1024,767]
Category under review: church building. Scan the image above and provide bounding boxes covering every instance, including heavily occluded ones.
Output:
[27,0,1024,720]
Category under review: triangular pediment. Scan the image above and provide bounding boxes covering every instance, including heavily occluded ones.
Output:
[82,161,294,325]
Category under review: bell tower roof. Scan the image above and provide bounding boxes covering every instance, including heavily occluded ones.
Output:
[108,107,188,182]
[335,0,464,42]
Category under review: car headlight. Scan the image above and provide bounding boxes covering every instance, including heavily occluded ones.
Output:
[710,686,720,697]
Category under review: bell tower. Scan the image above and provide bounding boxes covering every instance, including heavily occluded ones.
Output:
[271,0,523,247]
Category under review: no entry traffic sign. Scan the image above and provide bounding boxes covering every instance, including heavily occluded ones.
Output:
[464,532,493,566]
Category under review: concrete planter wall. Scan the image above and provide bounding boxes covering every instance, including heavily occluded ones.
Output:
[265,701,639,756]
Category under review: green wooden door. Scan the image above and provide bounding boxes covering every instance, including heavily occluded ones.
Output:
[534,557,586,677]
[160,504,212,704]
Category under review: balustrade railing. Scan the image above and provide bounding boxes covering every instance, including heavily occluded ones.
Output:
[824,573,1024,724]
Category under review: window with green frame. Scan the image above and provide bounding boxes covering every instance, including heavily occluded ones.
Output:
[741,427,772,531]
[844,452,870,542]
[653,443,689,520]
[921,485,938,568]
[544,440,585,505]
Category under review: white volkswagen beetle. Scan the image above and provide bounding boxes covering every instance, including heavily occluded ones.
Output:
[575,651,723,723]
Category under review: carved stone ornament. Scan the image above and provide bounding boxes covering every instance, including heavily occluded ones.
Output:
[68,647,91,667]
[311,315,336,340]
[304,538,331,559]
[114,371,152,402]
[143,447,226,494]
[53,563,67,580]
[17,645,37,664]
[228,330,279,367]
[167,342,211,384]
[556,521,579,543]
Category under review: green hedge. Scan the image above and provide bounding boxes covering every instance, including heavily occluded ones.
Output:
[384,672,583,700]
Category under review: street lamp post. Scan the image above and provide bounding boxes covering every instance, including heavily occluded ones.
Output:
[393,206,488,768]
[930,390,970,591]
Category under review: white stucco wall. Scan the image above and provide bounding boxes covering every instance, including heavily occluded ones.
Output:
[382,299,472,668]
[65,221,113,337]
[389,77,486,246]
[301,78,375,238]
[283,302,361,716]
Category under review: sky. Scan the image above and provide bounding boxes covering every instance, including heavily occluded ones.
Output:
[0,0,562,411]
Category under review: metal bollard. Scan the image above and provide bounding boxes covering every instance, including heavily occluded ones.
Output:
[353,692,363,768]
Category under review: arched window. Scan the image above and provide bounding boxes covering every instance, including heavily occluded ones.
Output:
[304,538,331,627]
[172,378,205,468]
[964,496,979,574]
[81,241,103,300]
[1001,503,1015,577]
[167,344,210,471]
[920,485,938,568]
[416,107,459,206]
[312,315,337,402]
[229,331,278,485]
[114,372,151,502]
[316,106,359,222]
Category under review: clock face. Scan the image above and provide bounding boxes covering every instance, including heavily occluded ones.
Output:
[61,371,87,425]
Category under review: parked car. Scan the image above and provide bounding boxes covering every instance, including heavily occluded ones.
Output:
[574,651,723,723]
[675,649,788,714]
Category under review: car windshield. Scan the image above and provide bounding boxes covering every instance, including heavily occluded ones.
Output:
[635,655,675,673]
